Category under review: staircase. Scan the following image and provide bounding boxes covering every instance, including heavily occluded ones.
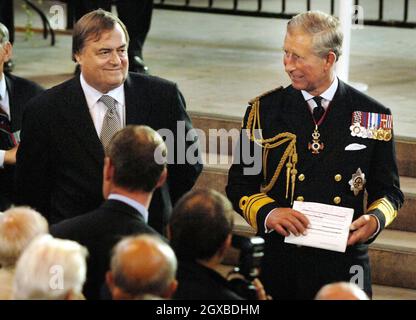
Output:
[191,111,416,300]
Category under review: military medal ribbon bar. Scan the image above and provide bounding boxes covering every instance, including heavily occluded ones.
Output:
[350,111,393,141]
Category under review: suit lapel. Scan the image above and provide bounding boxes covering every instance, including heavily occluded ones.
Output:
[124,74,152,125]
[282,86,316,169]
[60,77,104,165]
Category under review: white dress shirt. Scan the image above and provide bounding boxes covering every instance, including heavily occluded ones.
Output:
[108,193,149,223]
[79,74,126,137]
[0,73,10,168]
[301,75,339,112]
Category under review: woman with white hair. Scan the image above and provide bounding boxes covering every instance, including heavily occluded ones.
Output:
[12,234,88,300]
[0,207,48,299]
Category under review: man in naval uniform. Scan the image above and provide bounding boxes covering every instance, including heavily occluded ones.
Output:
[226,11,404,299]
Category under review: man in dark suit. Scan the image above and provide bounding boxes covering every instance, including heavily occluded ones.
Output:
[226,11,404,299]
[170,189,266,300]
[51,125,167,300]
[0,1,14,72]
[0,23,43,211]
[16,10,202,234]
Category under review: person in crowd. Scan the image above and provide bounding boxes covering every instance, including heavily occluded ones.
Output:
[315,282,369,300]
[16,9,202,235]
[170,188,267,300]
[51,125,167,299]
[0,22,43,211]
[106,234,178,300]
[13,234,88,300]
[0,207,48,299]
[226,11,403,299]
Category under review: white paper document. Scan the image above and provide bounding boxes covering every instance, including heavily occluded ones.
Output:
[284,201,354,253]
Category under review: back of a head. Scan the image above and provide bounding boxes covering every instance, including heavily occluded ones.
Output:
[107,125,167,192]
[169,188,234,261]
[315,282,369,300]
[72,8,129,61]
[13,235,88,300]
[287,10,343,61]
[0,22,10,44]
[110,234,177,299]
[0,207,48,268]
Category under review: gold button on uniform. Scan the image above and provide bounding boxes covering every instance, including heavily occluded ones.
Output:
[298,174,305,182]
[296,196,304,202]
[335,174,342,182]
[333,196,341,205]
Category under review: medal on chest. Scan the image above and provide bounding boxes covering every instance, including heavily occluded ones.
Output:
[308,125,324,154]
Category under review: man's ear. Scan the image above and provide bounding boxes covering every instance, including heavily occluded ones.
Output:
[155,167,168,189]
[218,233,232,258]
[103,157,114,182]
[105,271,114,290]
[2,42,12,63]
[162,279,178,299]
[325,51,337,69]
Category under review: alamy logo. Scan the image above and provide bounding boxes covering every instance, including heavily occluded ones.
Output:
[49,5,65,30]
[49,265,64,290]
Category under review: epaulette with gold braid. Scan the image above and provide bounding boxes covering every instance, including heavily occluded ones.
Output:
[248,86,284,106]
[244,85,298,204]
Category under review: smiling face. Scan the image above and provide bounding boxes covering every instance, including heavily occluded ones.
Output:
[283,28,335,96]
[75,23,128,93]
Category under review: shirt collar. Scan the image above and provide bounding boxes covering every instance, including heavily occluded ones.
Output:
[80,74,125,109]
[108,193,149,223]
[301,75,339,102]
[0,73,7,101]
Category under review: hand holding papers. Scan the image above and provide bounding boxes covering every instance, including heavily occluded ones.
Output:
[284,201,354,253]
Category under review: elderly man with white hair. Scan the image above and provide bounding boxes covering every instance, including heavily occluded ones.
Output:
[0,207,48,299]
[12,234,88,300]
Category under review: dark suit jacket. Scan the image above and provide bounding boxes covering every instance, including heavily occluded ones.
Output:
[16,73,202,233]
[0,73,43,211]
[173,261,244,300]
[226,80,404,299]
[50,199,159,300]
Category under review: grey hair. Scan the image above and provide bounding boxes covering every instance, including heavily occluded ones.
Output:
[0,22,9,44]
[288,11,343,61]
[0,207,48,268]
[110,234,177,297]
[13,234,88,300]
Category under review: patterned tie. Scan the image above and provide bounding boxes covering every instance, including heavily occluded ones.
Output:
[99,95,121,153]
[312,96,325,123]
[0,100,12,134]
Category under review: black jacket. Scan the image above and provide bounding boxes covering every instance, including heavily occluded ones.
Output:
[0,73,43,210]
[50,199,159,300]
[16,73,202,233]
[174,261,244,300]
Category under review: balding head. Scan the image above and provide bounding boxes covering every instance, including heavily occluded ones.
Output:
[107,234,177,299]
[0,207,48,268]
[315,282,369,300]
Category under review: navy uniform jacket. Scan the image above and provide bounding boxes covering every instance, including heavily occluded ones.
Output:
[226,80,404,299]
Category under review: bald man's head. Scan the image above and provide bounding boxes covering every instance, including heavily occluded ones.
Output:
[315,282,369,300]
[107,235,177,299]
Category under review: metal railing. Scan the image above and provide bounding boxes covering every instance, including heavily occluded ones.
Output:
[154,0,416,28]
